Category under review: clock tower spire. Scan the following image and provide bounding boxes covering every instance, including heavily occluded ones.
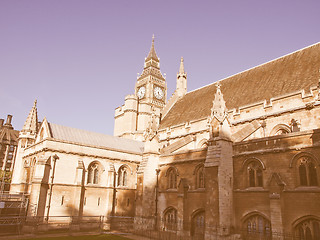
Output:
[114,36,167,140]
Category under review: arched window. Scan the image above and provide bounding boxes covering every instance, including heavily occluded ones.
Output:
[118,165,128,187]
[167,167,177,189]
[295,218,320,240]
[243,214,271,239]
[195,165,205,189]
[298,156,318,186]
[270,124,291,136]
[247,161,263,187]
[87,162,100,184]
[163,207,177,231]
[191,210,205,239]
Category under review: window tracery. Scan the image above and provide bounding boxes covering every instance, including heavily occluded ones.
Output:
[270,124,291,136]
[163,207,177,231]
[247,161,263,187]
[298,156,318,186]
[243,214,271,239]
[295,218,320,240]
[87,162,100,184]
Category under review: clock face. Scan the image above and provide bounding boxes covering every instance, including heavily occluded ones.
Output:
[154,86,164,100]
[137,86,146,99]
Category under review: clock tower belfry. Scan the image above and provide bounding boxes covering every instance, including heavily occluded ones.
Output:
[114,36,167,140]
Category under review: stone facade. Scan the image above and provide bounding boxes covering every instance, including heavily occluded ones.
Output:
[10,39,320,239]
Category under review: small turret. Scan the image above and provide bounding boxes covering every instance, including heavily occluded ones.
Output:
[10,100,39,193]
[176,57,187,97]
[22,100,38,135]
[20,100,38,147]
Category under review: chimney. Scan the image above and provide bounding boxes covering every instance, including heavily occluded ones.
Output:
[0,119,4,127]
[6,115,12,125]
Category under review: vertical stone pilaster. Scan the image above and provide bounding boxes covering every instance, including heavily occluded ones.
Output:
[177,178,189,237]
[204,137,233,238]
[73,160,85,217]
[29,156,51,218]
[269,194,284,238]
[268,174,285,238]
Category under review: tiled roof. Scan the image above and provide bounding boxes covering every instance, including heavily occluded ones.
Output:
[49,123,144,154]
[160,42,320,129]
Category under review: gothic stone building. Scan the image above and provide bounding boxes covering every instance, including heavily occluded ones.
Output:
[10,39,320,239]
[0,115,19,192]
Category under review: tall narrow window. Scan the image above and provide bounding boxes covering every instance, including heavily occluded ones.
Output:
[93,168,99,184]
[191,210,205,238]
[299,163,308,186]
[87,162,100,184]
[309,162,318,186]
[298,156,318,186]
[247,161,264,188]
[195,165,205,189]
[118,165,128,187]
[167,168,177,189]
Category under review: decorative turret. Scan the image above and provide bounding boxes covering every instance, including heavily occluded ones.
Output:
[10,100,39,193]
[208,83,230,139]
[20,100,38,147]
[22,100,38,135]
[211,83,227,123]
[176,57,187,97]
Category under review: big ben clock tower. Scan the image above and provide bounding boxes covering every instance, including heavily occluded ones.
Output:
[114,36,167,140]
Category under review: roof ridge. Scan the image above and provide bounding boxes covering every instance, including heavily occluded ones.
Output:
[48,122,142,143]
[186,42,320,95]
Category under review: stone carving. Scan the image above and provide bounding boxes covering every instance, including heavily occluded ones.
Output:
[143,110,158,141]
[210,83,227,124]
[208,83,229,138]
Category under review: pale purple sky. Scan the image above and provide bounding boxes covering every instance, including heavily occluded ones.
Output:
[0,0,319,135]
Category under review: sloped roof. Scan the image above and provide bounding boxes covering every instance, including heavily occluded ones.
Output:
[160,42,320,129]
[0,126,19,144]
[49,123,144,154]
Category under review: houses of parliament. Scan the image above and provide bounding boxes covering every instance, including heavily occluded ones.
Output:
[6,38,320,239]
